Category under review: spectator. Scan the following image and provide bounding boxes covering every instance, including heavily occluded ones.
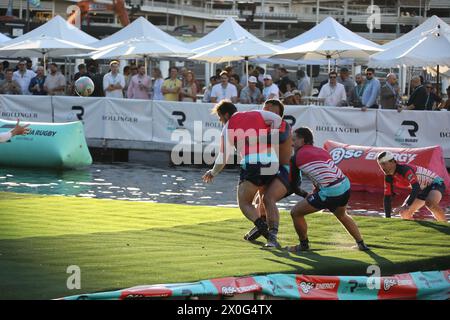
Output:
[240,65,254,86]
[318,71,347,107]
[262,74,280,100]
[180,70,198,102]
[0,69,21,94]
[127,64,151,100]
[276,67,296,95]
[26,58,34,71]
[400,76,427,112]
[281,91,296,105]
[44,63,66,96]
[28,66,47,95]
[348,73,365,107]
[229,74,242,97]
[380,73,400,109]
[71,64,87,95]
[292,90,302,105]
[224,65,235,77]
[0,62,4,81]
[438,86,450,111]
[256,66,265,83]
[250,69,263,91]
[12,59,36,95]
[337,67,355,99]
[210,71,238,103]
[202,76,218,103]
[297,70,310,96]
[239,76,262,104]
[103,60,126,98]
[86,64,104,97]
[122,65,131,97]
[151,68,164,100]
[424,82,442,110]
[162,66,182,101]
[361,67,381,111]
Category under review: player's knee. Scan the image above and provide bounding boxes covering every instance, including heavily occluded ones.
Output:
[425,199,437,208]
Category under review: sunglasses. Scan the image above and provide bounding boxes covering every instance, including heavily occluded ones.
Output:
[329,76,336,79]
[366,73,373,75]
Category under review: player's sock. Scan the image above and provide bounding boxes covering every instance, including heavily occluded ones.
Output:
[243,226,261,241]
[300,238,310,250]
[356,240,370,251]
[254,217,270,239]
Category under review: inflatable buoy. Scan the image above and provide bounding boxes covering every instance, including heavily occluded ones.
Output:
[0,119,92,169]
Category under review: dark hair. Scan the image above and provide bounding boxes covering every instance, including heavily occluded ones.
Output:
[50,63,58,68]
[138,64,145,69]
[264,99,285,117]
[298,70,305,78]
[230,74,240,82]
[169,66,179,73]
[294,127,314,145]
[211,100,237,117]
[366,67,375,73]
[340,67,349,73]
[210,75,218,81]
[78,64,86,71]
[5,68,13,74]
[278,67,288,74]
[329,71,338,77]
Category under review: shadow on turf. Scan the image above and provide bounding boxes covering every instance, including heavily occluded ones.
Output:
[414,220,450,236]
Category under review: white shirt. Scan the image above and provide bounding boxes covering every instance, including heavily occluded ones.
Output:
[262,83,280,100]
[152,78,164,100]
[103,72,126,98]
[0,131,12,143]
[318,82,347,107]
[13,69,36,95]
[211,83,238,101]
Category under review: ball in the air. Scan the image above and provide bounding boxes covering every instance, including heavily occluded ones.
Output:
[75,76,94,97]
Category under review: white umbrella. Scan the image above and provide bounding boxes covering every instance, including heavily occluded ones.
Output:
[0,35,97,71]
[272,36,382,72]
[190,37,283,80]
[0,33,11,44]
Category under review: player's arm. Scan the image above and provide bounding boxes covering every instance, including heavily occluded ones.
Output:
[383,175,394,218]
[203,124,231,182]
[402,168,421,208]
[0,119,30,143]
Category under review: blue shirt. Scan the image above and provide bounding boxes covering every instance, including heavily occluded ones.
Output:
[361,77,380,107]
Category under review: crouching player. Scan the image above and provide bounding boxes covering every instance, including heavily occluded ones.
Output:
[376,151,447,222]
[286,127,369,252]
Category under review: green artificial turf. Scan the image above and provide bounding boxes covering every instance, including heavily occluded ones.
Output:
[0,192,449,299]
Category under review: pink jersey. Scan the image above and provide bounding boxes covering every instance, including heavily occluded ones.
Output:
[295,145,346,189]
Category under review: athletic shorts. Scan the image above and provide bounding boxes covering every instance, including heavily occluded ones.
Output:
[239,163,276,187]
[306,189,351,213]
[275,164,294,197]
[417,181,446,201]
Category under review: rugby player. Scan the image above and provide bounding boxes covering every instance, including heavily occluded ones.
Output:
[0,119,30,143]
[202,100,282,240]
[286,127,369,252]
[377,151,447,222]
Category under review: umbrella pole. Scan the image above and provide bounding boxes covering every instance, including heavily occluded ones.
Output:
[44,54,47,75]
[245,57,249,85]
[437,65,440,96]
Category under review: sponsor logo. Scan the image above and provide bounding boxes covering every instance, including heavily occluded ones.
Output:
[167,111,186,131]
[283,115,296,127]
[440,131,450,138]
[1,111,39,119]
[395,120,419,146]
[221,284,259,296]
[365,151,417,163]
[315,125,360,134]
[299,282,315,294]
[27,129,57,137]
[383,278,414,291]
[102,113,138,123]
[330,147,364,164]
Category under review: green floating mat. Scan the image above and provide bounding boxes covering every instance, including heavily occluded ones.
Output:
[0,119,92,169]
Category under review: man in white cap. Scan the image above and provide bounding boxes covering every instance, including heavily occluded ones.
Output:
[103,60,126,98]
[239,76,262,104]
[262,74,280,100]
[376,151,447,221]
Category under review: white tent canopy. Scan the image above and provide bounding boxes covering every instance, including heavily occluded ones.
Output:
[383,15,450,49]
[187,17,261,51]
[369,28,450,68]
[1,15,97,46]
[92,16,187,49]
[281,16,381,50]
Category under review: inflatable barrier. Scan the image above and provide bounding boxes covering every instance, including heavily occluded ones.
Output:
[0,119,92,169]
[60,270,450,300]
[324,141,450,193]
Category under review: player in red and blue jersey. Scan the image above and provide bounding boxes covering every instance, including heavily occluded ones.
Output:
[286,127,369,252]
[377,151,447,221]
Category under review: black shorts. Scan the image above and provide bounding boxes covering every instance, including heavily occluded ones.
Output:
[306,189,351,213]
[239,163,276,187]
[417,182,446,201]
[275,165,294,197]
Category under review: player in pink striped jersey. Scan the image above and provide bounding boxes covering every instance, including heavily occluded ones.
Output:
[286,127,369,252]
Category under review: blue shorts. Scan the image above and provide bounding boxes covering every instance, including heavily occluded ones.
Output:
[306,177,351,212]
[417,179,446,201]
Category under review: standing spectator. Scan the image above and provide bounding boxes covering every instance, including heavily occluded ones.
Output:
[210,71,238,103]
[262,74,280,100]
[337,67,355,99]
[13,59,36,95]
[151,68,164,100]
[127,64,151,100]
[71,64,87,95]
[240,65,254,86]
[318,71,347,107]
[348,73,365,107]
[276,67,296,95]
[239,76,262,104]
[424,82,442,110]
[180,70,198,102]
[361,68,381,111]
[380,73,400,109]
[26,58,34,71]
[399,76,427,112]
[202,76,218,103]
[103,60,126,99]
[124,65,137,98]
[256,66,265,83]
[28,66,47,95]
[229,74,242,98]
[87,64,104,97]
[0,62,4,81]
[297,70,310,96]
[437,86,450,111]
[162,66,182,101]
[44,63,66,96]
[0,69,21,94]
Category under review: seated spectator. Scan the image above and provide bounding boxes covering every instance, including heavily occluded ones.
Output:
[318,71,347,107]
[399,76,427,112]
[0,69,22,94]
[162,66,182,101]
[127,64,151,100]
[202,76,218,103]
[239,76,262,104]
[380,73,400,109]
[29,66,47,95]
[210,71,238,103]
[348,73,365,107]
[292,90,302,105]
[180,70,198,102]
[262,74,280,100]
[151,68,164,100]
[229,74,242,97]
[44,63,66,96]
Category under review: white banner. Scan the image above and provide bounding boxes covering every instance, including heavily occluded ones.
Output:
[376,109,450,157]
[0,95,53,122]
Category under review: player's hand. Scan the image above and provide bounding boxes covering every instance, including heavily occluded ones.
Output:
[11,119,30,137]
[202,170,214,183]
